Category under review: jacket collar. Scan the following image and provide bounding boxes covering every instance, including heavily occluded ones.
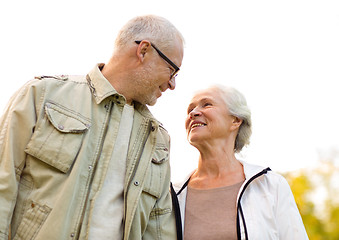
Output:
[174,160,268,194]
[86,63,118,105]
[239,160,267,180]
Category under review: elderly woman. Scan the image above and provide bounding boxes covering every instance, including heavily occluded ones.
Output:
[172,85,308,240]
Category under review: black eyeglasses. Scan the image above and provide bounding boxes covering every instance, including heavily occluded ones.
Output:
[135,40,180,79]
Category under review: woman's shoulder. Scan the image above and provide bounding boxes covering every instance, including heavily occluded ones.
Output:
[241,160,289,186]
[172,170,195,193]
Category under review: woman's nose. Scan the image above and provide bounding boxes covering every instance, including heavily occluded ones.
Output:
[189,108,201,119]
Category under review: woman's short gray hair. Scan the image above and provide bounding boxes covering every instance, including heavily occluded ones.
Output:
[210,85,252,153]
[114,15,184,52]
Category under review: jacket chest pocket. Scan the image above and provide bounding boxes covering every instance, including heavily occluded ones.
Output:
[143,145,169,199]
[25,102,91,173]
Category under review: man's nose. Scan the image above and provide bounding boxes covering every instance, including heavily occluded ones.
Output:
[168,78,176,90]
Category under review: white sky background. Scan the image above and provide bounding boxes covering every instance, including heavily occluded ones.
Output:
[1,0,338,182]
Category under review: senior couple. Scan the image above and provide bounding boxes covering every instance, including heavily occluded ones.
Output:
[0,15,308,239]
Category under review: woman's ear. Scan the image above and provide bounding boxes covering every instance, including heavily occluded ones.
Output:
[231,116,243,131]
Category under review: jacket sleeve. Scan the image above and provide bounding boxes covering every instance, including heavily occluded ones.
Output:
[0,79,44,239]
[276,176,309,239]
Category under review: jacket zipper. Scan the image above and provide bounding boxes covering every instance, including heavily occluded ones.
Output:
[236,167,271,240]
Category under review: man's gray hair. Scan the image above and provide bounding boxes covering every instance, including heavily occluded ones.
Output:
[210,85,252,153]
[114,15,184,51]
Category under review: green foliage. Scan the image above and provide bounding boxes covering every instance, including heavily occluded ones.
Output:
[283,153,339,240]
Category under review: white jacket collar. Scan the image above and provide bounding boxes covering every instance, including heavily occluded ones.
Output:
[174,160,269,194]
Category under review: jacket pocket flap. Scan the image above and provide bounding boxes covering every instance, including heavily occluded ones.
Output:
[151,146,169,164]
[25,102,90,173]
[45,102,90,133]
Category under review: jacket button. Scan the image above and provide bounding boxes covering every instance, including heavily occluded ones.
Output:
[58,125,64,130]
[70,233,75,238]
[134,181,139,186]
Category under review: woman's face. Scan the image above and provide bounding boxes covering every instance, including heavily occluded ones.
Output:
[185,88,237,145]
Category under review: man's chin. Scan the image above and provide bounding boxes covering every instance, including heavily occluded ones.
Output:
[146,99,157,106]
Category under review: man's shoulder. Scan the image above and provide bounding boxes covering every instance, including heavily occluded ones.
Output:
[26,74,92,106]
[32,75,89,95]
[34,74,87,84]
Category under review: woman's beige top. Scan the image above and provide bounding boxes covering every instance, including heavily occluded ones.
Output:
[184,181,243,240]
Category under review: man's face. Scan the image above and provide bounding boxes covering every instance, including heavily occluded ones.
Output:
[133,39,184,106]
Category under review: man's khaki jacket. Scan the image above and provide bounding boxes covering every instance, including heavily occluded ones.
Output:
[0,65,176,240]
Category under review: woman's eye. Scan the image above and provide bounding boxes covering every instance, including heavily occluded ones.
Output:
[203,102,212,107]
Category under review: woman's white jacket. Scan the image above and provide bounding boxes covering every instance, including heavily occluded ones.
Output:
[173,160,309,240]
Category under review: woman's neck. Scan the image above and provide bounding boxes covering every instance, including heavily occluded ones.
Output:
[189,146,245,189]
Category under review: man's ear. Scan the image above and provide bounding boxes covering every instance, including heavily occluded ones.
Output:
[136,40,151,62]
[231,116,243,131]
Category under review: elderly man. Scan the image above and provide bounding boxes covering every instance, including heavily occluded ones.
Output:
[0,15,184,240]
